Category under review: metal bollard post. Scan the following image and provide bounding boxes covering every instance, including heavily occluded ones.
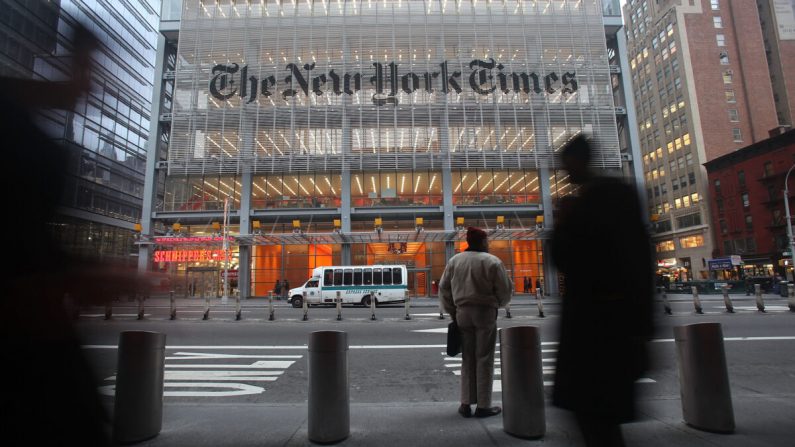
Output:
[535,288,545,318]
[104,299,113,320]
[268,292,275,321]
[505,301,513,319]
[721,286,734,313]
[302,291,309,321]
[789,285,795,312]
[203,290,210,320]
[661,287,672,315]
[235,292,242,321]
[370,290,377,321]
[755,284,765,312]
[691,286,703,314]
[169,291,176,320]
[137,295,145,320]
[499,326,546,439]
[674,323,734,433]
[308,331,349,443]
[113,331,166,443]
[336,291,342,321]
[438,295,445,320]
[404,290,411,320]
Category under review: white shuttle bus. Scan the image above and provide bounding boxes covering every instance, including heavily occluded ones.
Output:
[288,265,408,308]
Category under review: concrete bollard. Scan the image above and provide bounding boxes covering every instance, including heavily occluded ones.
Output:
[755,284,765,312]
[370,290,377,321]
[721,286,734,313]
[137,295,145,320]
[438,295,445,320]
[499,326,545,439]
[336,291,342,321]
[268,292,275,321]
[308,331,349,443]
[404,290,411,320]
[673,323,734,433]
[789,285,795,312]
[302,291,309,321]
[169,291,176,320]
[505,301,512,319]
[691,286,703,314]
[535,288,545,318]
[113,331,166,444]
[235,293,242,321]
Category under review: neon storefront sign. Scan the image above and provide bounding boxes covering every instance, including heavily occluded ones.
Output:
[154,250,230,263]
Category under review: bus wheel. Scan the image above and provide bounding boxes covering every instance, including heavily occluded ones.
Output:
[361,296,371,307]
[291,296,303,308]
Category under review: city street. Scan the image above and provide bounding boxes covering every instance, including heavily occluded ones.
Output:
[75,295,795,446]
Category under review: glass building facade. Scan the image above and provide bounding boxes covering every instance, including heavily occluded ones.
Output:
[141,0,639,298]
[0,0,160,260]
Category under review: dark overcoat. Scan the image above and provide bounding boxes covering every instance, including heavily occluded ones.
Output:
[551,176,653,423]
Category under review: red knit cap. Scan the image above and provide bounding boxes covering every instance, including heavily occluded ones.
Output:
[466,226,487,245]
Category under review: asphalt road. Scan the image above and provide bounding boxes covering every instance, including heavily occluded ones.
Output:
[77,296,795,406]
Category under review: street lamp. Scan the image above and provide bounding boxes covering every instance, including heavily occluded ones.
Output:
[784,163,795,281]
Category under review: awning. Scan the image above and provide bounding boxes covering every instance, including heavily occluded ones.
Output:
[237,228,551,246]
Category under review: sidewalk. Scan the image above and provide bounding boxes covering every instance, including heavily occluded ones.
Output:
[133,392,794,446]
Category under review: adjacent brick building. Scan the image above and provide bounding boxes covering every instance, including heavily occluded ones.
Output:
[704,129,795,280]
[624,0,791,281]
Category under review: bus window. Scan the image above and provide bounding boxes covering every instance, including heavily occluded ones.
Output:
[343,268,353,286]
[392,268,403,285]
[353,268,362,285]
[373,268,382,285]
[382,268,392,285]
[324,269,333,286]
[364,268,372,285]
[333,269,343,286]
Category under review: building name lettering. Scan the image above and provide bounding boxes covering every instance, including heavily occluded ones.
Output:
[209,59,578,105]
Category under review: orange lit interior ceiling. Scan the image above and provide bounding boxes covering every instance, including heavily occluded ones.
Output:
[366,242,427,264]
[253,245,281,296]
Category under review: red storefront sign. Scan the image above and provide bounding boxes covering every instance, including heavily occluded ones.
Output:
[154,250,230,263]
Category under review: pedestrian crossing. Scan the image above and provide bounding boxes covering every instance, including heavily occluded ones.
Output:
[99,351,302,398]
[442,349,558,392]
[442,348,657,392]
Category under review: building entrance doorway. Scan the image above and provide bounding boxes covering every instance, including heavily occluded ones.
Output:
[408,268,431,297]
[186,267,219,298]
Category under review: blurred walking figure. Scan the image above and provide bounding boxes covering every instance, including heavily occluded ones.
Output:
[273,279,282,298]
[439,227,512,418]
[282,279,290,300]
[551,136,654,447]
[0,23,150,445]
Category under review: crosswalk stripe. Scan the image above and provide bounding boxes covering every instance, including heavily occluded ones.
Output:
[165,360,296,369]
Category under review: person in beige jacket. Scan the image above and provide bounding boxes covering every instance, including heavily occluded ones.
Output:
[439,227,513,418]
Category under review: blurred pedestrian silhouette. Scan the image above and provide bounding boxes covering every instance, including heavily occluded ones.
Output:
[0,23,149,445]
[550,136,654,447]
[439,227,512,418]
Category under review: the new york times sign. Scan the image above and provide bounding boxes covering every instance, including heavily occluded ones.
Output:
[209,59,577,106]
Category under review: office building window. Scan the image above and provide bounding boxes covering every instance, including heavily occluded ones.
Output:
[656,240,675,252]
[689,172,696,185]
[713,17,723,28]
[716,34,726,46]
[764,161,774,177]
[728,109,739,122]
[716,198,723,212]
[677,213,702,229]
[686,153,693,165]
[711,0,719,10]
[741,193,750,208]
[680,235,704,249]
[720,219,728,234]
[719,52,730,65]
[723,71,732,84]
[714,179,721,195]
[745,215,753,231]
[725,90,736,103]
[738,170,745,188]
